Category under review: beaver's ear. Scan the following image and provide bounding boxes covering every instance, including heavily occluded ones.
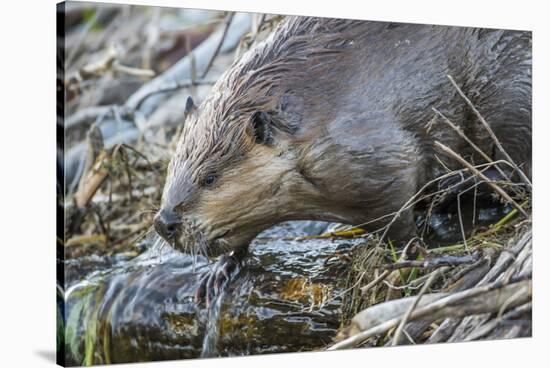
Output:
[250,111,273,145]
[184,96,197,118]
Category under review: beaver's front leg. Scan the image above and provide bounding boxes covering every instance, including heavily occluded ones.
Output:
[194,246,248,306]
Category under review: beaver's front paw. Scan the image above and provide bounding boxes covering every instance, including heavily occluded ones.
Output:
[194,253,241,306]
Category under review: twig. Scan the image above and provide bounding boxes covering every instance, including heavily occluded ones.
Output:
[432,107,511,182]
[360,270,391,294]
[443,253,492,288]
[456,189,468,252]
[382,252,480,271]
[360,238,415,294]
[201,12,234,79]
[65,105,114,129]
[409,267,450,288]
[498,287,527,319]
[132,78,217,111]
[289,228,366,241]
[434,141,528,218]
[112,60,155,78]
[78,46,118,79]
[446,75,531,188]
[392,269,442,346]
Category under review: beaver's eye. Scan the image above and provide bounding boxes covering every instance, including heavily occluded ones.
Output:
[203,173,217,187]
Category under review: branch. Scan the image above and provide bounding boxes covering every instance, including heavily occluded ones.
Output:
[381,252,481,271]
[328,277,531,350]
[65,105,114,129]
[392,269,442,346]
[200,12,235,79]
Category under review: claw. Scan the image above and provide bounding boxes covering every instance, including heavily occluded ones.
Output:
[194,272,209,304]
[194,253,242,307]
[205,271,215,306]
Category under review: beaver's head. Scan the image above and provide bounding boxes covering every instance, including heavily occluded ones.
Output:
[154,89,316,257]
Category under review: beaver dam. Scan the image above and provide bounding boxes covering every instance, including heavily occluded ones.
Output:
[58,4,532,365]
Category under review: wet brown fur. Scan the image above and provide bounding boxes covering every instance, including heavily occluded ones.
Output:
[159,16,531,257]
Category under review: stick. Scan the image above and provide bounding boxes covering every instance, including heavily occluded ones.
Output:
[112,61,155,78]
[392,269,441,346]
[132,78,217,111]
[201,12,235,79]
[432,107,511,182]
[65,105,114,129]
[360,270,391,294]
[382,253,480,271]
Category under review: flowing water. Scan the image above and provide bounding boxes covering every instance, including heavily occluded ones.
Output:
[60,201,511,365]
[200,288,228,358]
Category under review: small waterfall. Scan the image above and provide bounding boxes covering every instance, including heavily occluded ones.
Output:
[200,289,227,358]
[199,257,242,358]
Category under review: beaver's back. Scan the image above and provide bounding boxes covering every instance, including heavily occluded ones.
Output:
[224,17,531,182]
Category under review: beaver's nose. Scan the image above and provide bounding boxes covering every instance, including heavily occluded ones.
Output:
[154,209,181,241]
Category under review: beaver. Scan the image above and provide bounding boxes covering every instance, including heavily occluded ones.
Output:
[153,17,531,303]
